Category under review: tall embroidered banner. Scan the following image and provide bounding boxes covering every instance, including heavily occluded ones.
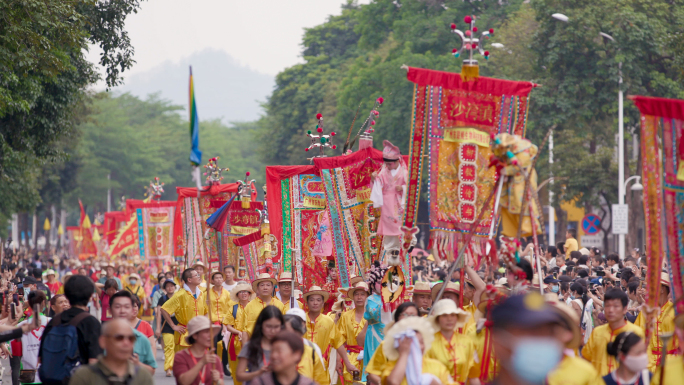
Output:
[67,226,99,259]
[406,67,535,261]
[104,211,128,246]
[266,165,329,290]
[131,201,176,261]
[108,214,138,259]
[173,184,240,269]
[632,96,684,313]
[233,230,277,281]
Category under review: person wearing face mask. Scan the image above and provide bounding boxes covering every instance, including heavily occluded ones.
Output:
[490,292,566,385]
[425,299,481,385]
[124,273,145,318]
[544,275,561,297]
[602,332,651,385]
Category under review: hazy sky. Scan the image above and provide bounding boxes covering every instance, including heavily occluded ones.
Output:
[88,0,371,82]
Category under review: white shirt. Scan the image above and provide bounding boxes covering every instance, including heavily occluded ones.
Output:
[222,282,237,292]
[18,314,50,382]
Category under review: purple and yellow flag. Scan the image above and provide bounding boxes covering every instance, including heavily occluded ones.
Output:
[189,66,202,165]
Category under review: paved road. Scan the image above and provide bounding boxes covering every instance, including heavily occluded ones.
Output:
[0,350,235,385]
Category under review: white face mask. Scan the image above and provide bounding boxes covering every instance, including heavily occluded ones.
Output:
[622,353,648,372]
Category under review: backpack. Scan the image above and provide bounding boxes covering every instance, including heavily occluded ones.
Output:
[38,312,91,385]
[232,304,239,320]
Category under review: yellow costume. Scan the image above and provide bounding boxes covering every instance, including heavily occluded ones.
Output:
[425,331,479,383]
[651,354,684,385]
[495,134,540,238]
[459,302,476,335]
[466,323,498,382]
[547,355,599,385]
[564,238,579,258]
[160,288,208,350]
[581,322,644,376]
[298,343,330,385]
[634,301,680,371]
[282,298,304,312]
[305,313,336,354]
[124,283,146,318]
[379,358,451,385]
[238,297,285,335]
[162,333,175,371]
[207,287,231,324]
[333,309,366,384]
[365,340,387,378]
[223,300,246,385]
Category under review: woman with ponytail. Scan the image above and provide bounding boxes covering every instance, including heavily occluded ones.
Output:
[603,331,651,385]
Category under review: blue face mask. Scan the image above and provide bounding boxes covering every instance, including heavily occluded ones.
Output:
[130,279,137,285]
[511,337,563,384]
[551,285,559,293]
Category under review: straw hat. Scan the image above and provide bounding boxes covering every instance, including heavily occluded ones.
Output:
[210,271,225,281]
[278,272,294,283]
[61,271,73,284]
[303,286,330,303]
[251,273,277,292]
[230,283,256,302]
[184,316,221,344]
[382,317,436,361]
[127,273,141,282]
[344,281,370,299]
[412,281,431,295]
[531,274,547,290]
[192,261,206,270]
[429,299,471,331]
[544,293,582,349]
[101,262,115,270]
[661,272,670,287]
[331,293,346,313]
[430,281,460,302]
[349,275,364,286]
[44,269,57,278]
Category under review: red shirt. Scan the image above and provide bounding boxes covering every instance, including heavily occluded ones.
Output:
[173,349,224,385]
[100,292,112,321]
[46,281,62,294]
[135,319,154,338]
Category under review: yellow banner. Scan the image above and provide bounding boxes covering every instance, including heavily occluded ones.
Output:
[443,128,490,147]
[231,226,260,235]
[303,196,326,208]
[357,188,371,202]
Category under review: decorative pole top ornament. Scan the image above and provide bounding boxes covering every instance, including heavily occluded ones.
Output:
[203,157,229,185]
[356,97,384,144]
[305,113,336,160]
[450,15,494,81]
[118,196,126,211]
[144,177,165,201]
[237,171,256,209]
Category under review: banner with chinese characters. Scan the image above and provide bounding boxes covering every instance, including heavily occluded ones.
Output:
[131,201,176,261]
[632,96,684,316]
[173,184,240,270]
[228,201,263,235]
[104,211,128,246]
[406,67,535,261]
[107,214,138,259]
[266,165,329,291]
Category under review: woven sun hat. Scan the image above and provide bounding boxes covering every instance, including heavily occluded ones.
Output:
[661,272,670,287]
[251,273,277,292]
[349,275,364,286]
[127,273,141,282]
[531,274,547,290]
[278,271,294,283]
[344,281,370,299]
[192,261,206,270]
[429,299,471,331]
[544,293,582,349]
[210,270,225,281]
[430,281,460,302]
[61,271,73,284]
[382,317,436,361]
[44,269,57,278]
[184,316,221,345]
[331,293,346,313]
[230,282,256,302]
[303,286,330,303]
[411,281,431,295]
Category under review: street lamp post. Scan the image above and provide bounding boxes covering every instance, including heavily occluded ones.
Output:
[619,175,643,257]
[549,130,555,246]
[552,14,630,257]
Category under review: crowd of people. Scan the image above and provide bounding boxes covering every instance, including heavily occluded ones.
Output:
[0,235,680,385]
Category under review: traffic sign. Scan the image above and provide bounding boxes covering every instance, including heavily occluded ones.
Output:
[581,235,603,248]
[612,204,629,234]
[581,213,602,235]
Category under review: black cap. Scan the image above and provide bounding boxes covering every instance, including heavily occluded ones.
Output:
[491,292,564,330]
[23,276,38,285]
[544,275,560,284]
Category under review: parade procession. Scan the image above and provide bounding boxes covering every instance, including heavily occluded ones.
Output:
[1,1,684,385]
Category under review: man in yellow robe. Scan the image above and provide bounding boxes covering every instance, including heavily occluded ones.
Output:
[650,312,684,385]
[193,261,208,292]
[633,272,680,371]
[207,271,231,325]
[160,268,208,351]
[277,272,303,311]
[303,286,335,355]
[333,282,368,384]
[582,288,644,376]
[124,273,146,318]
[222,283,254,385]
[237,273,285,337]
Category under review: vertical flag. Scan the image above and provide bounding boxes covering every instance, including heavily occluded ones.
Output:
[189,66,202,166]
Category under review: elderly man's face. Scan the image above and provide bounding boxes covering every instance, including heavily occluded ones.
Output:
[99,319,136,362]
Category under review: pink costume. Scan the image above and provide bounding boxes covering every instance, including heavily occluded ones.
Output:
[371,140,407,243]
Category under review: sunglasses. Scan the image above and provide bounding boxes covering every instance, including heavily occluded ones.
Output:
[106,334,137,343]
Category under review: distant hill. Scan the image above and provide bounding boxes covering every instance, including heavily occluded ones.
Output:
[116,49,274,122]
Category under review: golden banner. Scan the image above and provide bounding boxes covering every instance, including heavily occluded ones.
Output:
[443,127,490,147]
[303,196,326,208]
[357,188,371,203]
[231,226,260,235]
